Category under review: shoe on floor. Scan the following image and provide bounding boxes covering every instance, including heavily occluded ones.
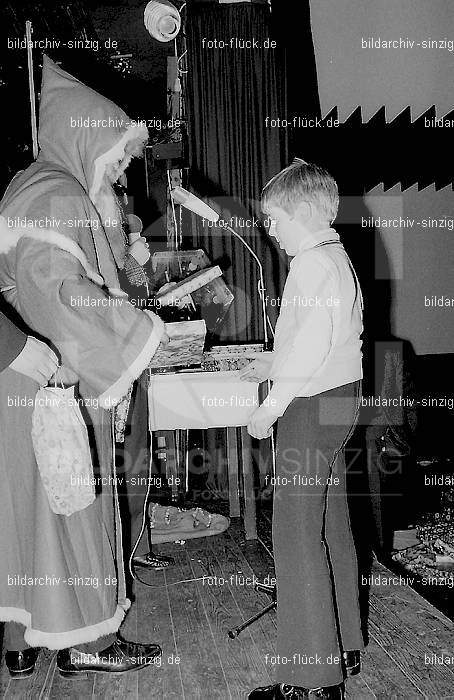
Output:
[248,682,345,699]
[5,648,41,678]
[342,649,361,676]
[57,636,162,676]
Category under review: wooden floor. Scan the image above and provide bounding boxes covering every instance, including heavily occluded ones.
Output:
[1,520,454,699]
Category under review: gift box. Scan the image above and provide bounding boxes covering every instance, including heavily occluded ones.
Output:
[148,370,259,430]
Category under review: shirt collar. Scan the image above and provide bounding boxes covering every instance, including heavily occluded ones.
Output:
[296,227,340,254]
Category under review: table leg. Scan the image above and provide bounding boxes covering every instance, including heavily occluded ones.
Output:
[226,427,240,517]
[240,427,257,540]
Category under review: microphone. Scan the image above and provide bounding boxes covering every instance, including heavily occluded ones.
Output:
[170,187,220,222]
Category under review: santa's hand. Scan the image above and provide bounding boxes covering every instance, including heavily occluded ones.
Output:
[159,332,170,348]
[9,336,59,386]
[176,294,193,309]
[247,403,279,440]
[156,282,193,310]
[128,237,150,265]
[155,282,177,306]
[49,365,79,386]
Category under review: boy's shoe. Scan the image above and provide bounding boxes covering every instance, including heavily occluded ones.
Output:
[248,682,345,698]
[342,650,361,676]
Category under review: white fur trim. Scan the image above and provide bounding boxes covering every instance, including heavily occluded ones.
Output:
[0,217,104,286]
[98,311,165,409]
[0,216,24,254]
[108,287,129,298]
[89,123,149,204]
[0,599,131,650]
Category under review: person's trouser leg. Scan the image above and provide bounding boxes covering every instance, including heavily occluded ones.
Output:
[325,451,364,652]
[272,382,362,688]
[74,633,117,655]
[3,622,30,652]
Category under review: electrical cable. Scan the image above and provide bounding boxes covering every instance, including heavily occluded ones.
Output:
[132,572,207,590]
[127,428,155,582]
[167,170,181,253]
[126,410,205,589]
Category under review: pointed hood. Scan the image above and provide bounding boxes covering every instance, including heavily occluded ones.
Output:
[37,55,148,202]
[0,57,148,289]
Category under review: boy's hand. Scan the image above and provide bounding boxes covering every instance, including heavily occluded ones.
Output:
[239,351,274,383]
[247,403,280,440]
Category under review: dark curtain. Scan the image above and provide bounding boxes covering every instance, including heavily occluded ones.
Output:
[185,0,288,342]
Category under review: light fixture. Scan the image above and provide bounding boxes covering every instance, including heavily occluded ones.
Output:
[144,0,181,43]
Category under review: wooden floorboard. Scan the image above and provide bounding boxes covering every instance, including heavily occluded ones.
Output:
[48,653,94,700]
[2,518,454,699]
[210,531,277,653]
[367,598,454,697]
[160,546,230,699]
[2,648,56,700]
[368,562,454,654]
[188,537,271,698]
[91,590,139,700]
[135,564,184,700]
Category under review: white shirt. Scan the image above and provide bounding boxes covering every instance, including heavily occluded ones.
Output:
[267,228,363,416]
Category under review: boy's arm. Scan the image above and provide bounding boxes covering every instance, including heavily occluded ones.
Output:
[266,255,334,416]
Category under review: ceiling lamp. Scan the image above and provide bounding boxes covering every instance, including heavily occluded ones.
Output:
[144,0,181,43]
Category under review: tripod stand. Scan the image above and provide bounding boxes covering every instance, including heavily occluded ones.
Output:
[131,510,175,571]
[227,583,276,638]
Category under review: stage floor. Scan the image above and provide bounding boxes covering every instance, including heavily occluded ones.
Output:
[1,520,453,699]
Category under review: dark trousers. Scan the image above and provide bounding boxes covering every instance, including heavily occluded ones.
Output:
[273,381,364,688]
[3,623,31,652]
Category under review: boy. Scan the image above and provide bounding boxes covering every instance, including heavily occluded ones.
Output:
[241,159,364,699]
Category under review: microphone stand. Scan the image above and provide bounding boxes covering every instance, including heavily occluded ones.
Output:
[224,224,276,487]
[223,223,278,639]
[170,191,278,631]
[224,224,269,349]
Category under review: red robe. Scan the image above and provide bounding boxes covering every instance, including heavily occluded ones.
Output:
[0,56,163,648]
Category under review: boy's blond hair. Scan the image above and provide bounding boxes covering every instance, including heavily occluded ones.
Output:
[261,158,339,224]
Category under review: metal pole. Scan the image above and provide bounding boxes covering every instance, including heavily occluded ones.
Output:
[225,224,276,477]
[25,21,38,160]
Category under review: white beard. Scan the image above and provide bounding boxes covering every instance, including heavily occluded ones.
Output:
[93,178,123,232]
[91,175,129,270]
